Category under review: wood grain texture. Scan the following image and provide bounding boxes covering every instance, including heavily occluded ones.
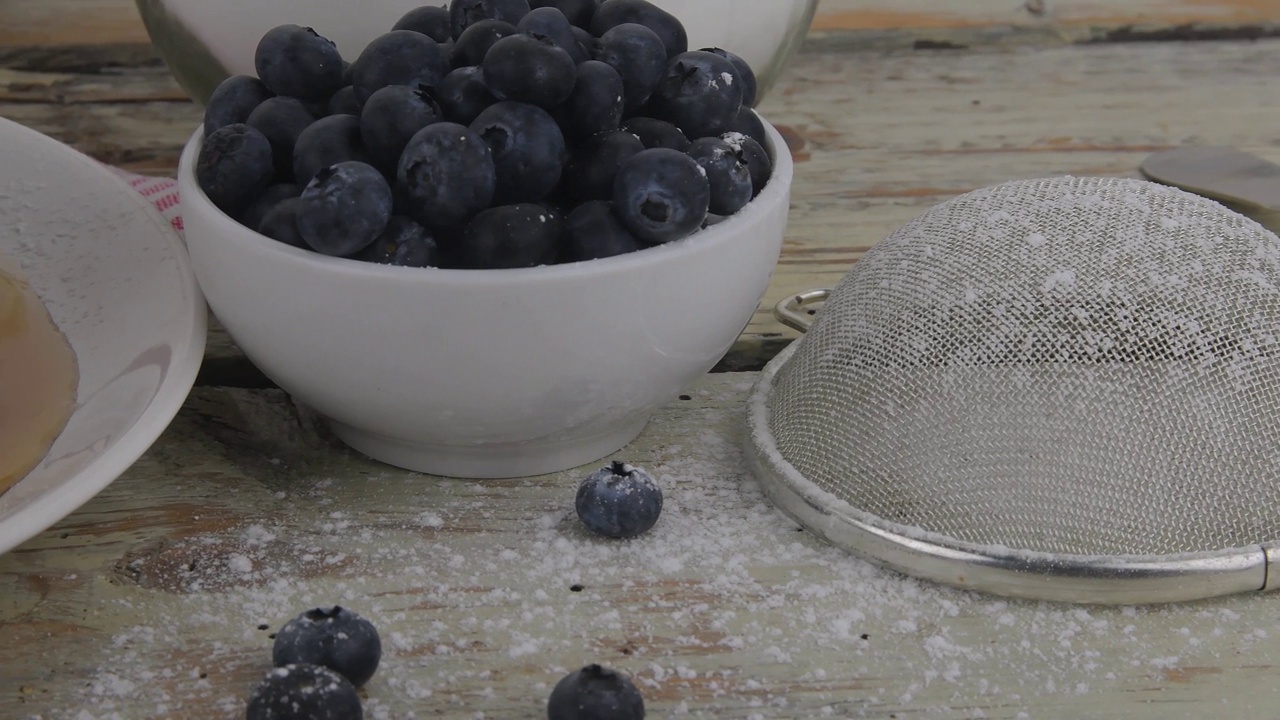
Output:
[5,374,1280,719]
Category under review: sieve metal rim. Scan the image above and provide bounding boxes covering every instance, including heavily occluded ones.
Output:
[745,336,1280,605]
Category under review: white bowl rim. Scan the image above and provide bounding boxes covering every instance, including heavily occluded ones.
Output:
[178,113,795,286]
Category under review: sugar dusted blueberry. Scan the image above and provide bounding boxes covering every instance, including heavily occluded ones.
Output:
[702,46,757,108]
[612,147,709,244]
[547,664,645,720]
[196,123,275,216]
[297,161,393,257]
[203,74,273,137]
[271,606,382,688]
[575,461,663,539]
[686,137,752,216]
[254,24,345,103]
[619,116,688,152]
[647,50,743,139]
[245,663,362,720]
[721,130,772,197]
[725,105,768,151]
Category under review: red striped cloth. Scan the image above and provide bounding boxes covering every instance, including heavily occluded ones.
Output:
[105,167,184,234]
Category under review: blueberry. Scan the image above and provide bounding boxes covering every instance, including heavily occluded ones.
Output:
[196,123,275,216]
[253,25,345,103]
[571,25,598,56]
[470,100,566,203]
[619,116,688,152]
[721,130,772,196]
[327,86,363,116]
[592,23,666,115]
[239,182,302,231]
[530,0,600,29]
[245,663,363,720]
[245,96,316,179]
[350,30,450,104]
[590,0,686,60]
[724,105,768,152]
[396,121,496,229]
[449,18,519,67]
[547,664,645,720]
[293,114,371,186]
[449,0,531,39]
[392,5,454,42]
[359,84,442,177]
[257,197,308,248]
[647,50,743,139]
[702,47,757,108]
[562,128,643,205]
[561,200,643,262]
[612,147,709,244]
[435,65,499,125]
[457,203,562,268]
[482,34,577,110]
[517,6,588,64]
[574,461,663,539]
[271,606,382,688]
[297,162,393,256]
[353,215,439,266]
[686,137,752,216]
[203,75,273,136]
[561,60,624,141]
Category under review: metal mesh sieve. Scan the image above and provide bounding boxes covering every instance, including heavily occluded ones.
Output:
[745,175,1280,604]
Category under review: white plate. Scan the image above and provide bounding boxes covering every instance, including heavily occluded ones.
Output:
[0,117,206,555]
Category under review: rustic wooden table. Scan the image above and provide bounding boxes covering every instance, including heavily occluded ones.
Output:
[7,1,1280,718]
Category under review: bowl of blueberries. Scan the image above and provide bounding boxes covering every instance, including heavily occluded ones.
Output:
[178,0,793,479]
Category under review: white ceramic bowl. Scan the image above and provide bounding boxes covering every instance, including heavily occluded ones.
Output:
[178,118,792,479]
[0,117,207,555]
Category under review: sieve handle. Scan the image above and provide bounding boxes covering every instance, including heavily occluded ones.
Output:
[774,289,830,333]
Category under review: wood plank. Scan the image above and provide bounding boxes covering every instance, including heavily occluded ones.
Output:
[4,374,1280,719]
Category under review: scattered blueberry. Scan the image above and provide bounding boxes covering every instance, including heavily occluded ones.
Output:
[397,121,497,229]
[254,25,345,103]
[721,131,772,196]
[562,128,643,205]
[561,200,644,262]
[530,0,600,29]
[392,5,454,42]
[296,162,394,256]
[354,215,440,266]
[359,84,442,177]
[686,137,752,216]
[245,96,316,178]
[257,197,308,248]
[481,33,577,109]
[619,116,688,152]
[561,59,624,141]
[349,30,451,104]
[574,460,663,538]
[592,22,667,115]
[449,0,532,39]
[450,18,519,67]
[239,182,303,231]
[435,65,499,125]
[293,114,371,186]
[271,606,382,688]
[457,202,562,268]
[245,663,363,720]
[196,123,275,215]
[590,0,686,59]
[646,50,743,139]
[517,6,588,64]
[326,86,363,116]
[203,74,273,136]
[470,100,566,203]
[547,664,645,720]
[611,147,709,243]
[702,46,757,108]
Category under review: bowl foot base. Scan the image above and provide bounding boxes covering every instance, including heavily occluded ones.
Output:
[327,417,652,479]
